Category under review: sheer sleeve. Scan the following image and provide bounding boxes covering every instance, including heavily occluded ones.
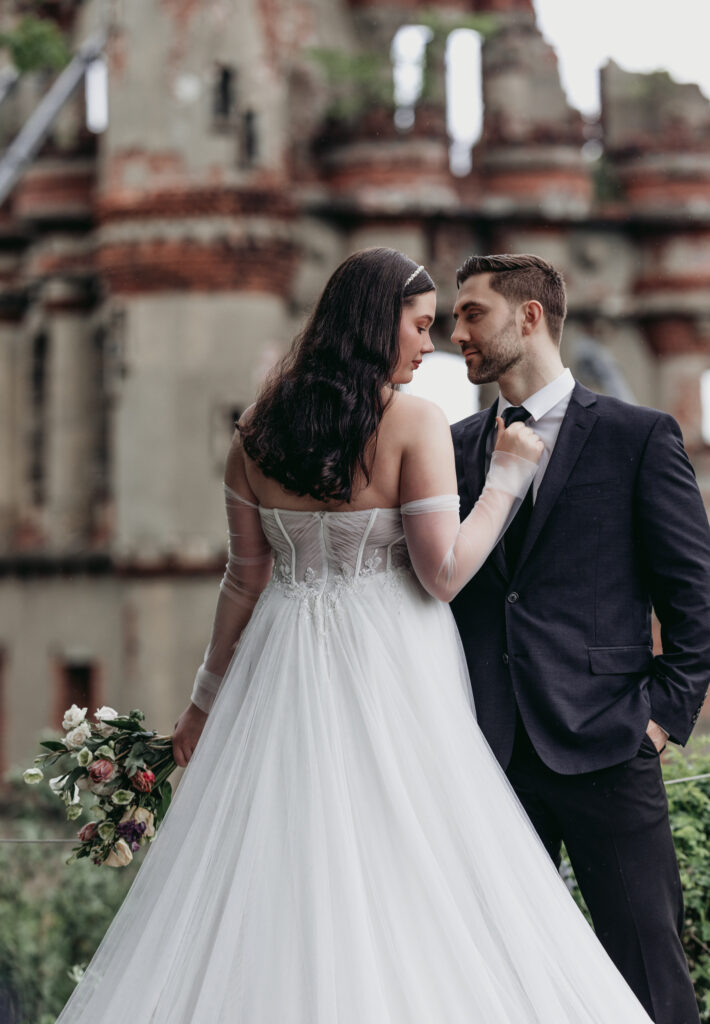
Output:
[401,450,538,602]
[190,484,273,713]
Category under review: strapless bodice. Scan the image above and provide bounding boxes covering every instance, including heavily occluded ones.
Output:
[258,506,410,595]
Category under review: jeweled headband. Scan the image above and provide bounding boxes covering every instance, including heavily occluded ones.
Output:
[404,264,425,289]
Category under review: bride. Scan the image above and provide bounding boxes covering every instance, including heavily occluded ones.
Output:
[56,248,652,1022]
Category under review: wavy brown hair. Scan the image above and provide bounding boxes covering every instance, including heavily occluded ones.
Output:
[240,248,435,501]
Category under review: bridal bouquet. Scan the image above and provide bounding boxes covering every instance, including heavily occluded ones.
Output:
[23,705,176,868]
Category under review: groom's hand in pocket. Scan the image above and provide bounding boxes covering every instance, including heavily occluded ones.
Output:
[173,703,208,766]
[646,718,669,753]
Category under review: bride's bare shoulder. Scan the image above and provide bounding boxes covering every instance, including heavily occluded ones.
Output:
[223,404,259,494]
[383,391,449,440]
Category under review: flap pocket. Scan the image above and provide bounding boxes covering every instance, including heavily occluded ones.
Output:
[588,645,654,675]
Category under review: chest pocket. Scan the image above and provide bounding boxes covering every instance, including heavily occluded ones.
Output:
[558,480,619,503]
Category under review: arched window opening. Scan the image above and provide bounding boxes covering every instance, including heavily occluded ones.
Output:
[29,331,48,507]
[391,25,433,132]
[55,659,100,731]
[214,65,237,120]
[241,109,258,166]
[446,29,483,177]
[85,56,108,134]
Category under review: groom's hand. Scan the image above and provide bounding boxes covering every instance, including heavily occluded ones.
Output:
[646,718,669,753]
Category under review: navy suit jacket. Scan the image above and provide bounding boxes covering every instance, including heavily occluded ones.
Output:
[450,382,710,774]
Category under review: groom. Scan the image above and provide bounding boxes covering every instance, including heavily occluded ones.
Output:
[449,253,710,1024]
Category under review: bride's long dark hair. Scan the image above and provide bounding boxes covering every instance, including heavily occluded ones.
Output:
[240,247,435,502]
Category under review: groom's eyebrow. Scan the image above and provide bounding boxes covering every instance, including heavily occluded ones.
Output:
[452,301,486,320]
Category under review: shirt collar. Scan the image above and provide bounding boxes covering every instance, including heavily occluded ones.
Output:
[497,368,575,423]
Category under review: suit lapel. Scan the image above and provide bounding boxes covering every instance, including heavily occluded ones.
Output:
[515,383,599,573]
[463,400,509,581]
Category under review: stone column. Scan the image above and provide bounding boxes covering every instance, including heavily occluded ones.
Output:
[0,320,18,549]
[44,291,95,549]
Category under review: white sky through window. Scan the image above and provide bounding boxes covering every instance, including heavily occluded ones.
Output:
[403,351,479,424]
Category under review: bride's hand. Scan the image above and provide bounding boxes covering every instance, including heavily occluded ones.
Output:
[493,416,544,464]
[172,703,208,767]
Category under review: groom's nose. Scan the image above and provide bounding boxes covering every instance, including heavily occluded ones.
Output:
[451,320,467,347]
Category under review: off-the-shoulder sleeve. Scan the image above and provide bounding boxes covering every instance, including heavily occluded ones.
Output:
[190,484,273,713]
[401,450,538,602]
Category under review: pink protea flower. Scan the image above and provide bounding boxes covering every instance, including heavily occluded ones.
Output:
[77,821,98,843]
[88,758,116,784]
[131,769,155,793]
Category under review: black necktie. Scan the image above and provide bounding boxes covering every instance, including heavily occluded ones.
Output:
[501,406,533,573]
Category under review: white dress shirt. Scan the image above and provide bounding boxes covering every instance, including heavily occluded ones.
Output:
[495,368,575,501]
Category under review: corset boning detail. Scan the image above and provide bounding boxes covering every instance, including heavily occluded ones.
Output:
[259,507,411,608]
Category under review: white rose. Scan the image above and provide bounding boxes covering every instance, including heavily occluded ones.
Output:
[94,706,119,736]
[23,768,44,785]
[64,721,92,749]
[63,784,81,806]
[66,805,82,820]
[49,775,66,796]
[62,704,87,731]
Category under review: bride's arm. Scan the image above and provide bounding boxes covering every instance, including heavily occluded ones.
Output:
[173,430,273,765]
[399,399,542,602]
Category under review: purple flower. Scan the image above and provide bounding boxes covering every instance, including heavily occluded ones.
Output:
[116,819,147,845]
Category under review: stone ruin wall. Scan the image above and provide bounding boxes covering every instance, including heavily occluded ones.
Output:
[1,0,709,762]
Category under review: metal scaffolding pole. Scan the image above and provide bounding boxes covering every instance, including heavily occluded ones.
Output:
[0,66,19,108]
[0,29,106,208]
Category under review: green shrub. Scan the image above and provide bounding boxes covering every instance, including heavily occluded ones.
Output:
[563,738,710,1022]
[664,741,710,1021]
[0,776,137,1023]
[0,16,69,74]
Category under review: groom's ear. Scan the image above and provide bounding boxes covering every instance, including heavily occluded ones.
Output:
[520,299,544,336]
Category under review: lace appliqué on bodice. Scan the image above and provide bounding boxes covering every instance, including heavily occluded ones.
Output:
[260,507,412,631]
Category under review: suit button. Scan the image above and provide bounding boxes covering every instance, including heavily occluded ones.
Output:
[507,592,519,604]
[502,653,509,665]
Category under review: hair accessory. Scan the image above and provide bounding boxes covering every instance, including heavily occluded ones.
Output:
[403,265,425,289]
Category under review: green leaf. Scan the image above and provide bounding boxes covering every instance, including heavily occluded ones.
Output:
[156,782,172,822]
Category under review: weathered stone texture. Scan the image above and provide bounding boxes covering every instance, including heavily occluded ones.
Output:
[1,0,710,753]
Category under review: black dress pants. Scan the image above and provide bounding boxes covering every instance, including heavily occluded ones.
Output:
[506,715,700,1024]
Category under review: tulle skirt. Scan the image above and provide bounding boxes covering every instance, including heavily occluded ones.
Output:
[56,568,651,1022]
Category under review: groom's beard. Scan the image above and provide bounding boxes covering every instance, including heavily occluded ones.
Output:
[466,316,523,385]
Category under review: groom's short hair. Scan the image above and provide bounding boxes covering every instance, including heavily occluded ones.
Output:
[456,253,567,344]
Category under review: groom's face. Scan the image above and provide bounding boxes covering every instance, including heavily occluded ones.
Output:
[451,274,523,385]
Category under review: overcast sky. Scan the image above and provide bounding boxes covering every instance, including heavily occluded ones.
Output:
[533,0,710,116]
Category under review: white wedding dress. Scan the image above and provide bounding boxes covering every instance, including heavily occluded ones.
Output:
[56,453,652,1023]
